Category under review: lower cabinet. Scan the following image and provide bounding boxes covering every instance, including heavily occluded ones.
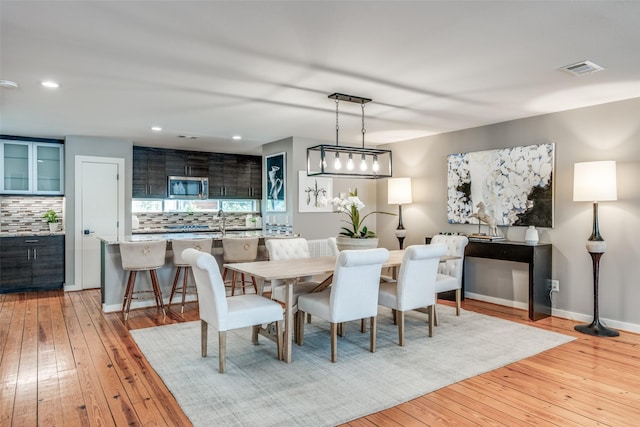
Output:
[0,235,65,293]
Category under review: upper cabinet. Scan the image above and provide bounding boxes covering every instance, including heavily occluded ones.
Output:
[1,139,64,195]
[132,147,166,198]
[133,146,262,200]
[165,149,209,177]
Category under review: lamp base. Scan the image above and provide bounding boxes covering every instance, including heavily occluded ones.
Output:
[574,319,619,337]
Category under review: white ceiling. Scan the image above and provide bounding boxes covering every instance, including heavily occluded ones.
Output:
[2,1,640,154]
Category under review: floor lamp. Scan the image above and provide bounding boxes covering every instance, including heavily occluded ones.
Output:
[573,161,619,337]
[388,178,412,249]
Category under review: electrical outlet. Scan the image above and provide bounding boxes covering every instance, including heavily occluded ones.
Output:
[550,280,560,292]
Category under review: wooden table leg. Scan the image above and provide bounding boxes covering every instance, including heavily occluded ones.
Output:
[283,282,293,363]
[252,277,266,345]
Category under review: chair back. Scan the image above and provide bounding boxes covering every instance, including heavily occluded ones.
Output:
[430,235,469,285]
[266,237,311,260]
[182,248,229,330]
[120,240,167,271]
[327,237,340,256]
[172,238,213,266]
[395,244,447,311]
[266,237,312,286]
[329,248,389,323]
[222,236,259,263]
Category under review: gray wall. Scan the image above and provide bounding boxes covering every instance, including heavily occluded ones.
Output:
[373,97,640,330]
[64,136,133,287]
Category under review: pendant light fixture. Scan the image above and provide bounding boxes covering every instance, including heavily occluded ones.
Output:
[307,93,392,179]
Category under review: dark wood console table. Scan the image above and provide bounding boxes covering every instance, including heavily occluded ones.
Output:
[464,240,552,321]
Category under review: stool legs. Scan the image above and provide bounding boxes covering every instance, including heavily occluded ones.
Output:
[122,269,166,321]
[223,267,257,296]
[169,266,196,313]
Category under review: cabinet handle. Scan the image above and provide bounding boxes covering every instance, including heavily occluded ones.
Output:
[27,248,31,260]
[25,239,39,243]
[33,248,37,259]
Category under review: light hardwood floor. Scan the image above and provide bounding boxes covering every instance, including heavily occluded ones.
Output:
[1,289,639,426]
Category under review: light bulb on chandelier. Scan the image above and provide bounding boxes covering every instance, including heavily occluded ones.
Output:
[347,153,354,170]
[334,152,342,169]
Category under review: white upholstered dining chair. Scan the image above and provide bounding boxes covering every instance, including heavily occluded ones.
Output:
[297,248,389,362]
[182,248,283,373]
[378,244,447,345]
[266,237,321,339]
[430,234,469,324]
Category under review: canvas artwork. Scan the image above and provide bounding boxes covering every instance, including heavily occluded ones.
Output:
[447,143,555,228]
[266,152,286,212]
[298,171,332,212]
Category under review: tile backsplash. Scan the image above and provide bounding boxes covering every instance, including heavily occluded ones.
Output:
[0,196,65,233]
[134,212,254,230]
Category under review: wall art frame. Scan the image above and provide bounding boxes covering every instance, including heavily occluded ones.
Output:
[298,171,332,213]
[447,143,555,228]
[266,152,286,212]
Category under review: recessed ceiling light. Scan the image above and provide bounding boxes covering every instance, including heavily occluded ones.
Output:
[151,126,163,132]
[232,135,242,140]
[178,135,198,140]
[0,80,19,88]
[41,80,60,88]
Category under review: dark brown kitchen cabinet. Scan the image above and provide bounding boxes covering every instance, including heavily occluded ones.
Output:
[0,235,65,293]
[208,153,239,197]
[237,155,262,198]
[165,149,209,177]
[132,147,166,198]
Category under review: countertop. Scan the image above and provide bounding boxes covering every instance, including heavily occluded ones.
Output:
[97,230,267,245]
[0,231,66,238]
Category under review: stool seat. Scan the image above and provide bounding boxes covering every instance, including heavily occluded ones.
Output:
[169,238,213,313]
[119,240,167,320]
[222,236,259,296]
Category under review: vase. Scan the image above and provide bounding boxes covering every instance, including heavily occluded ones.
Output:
[525,226,539,245]
[48,223,59,233]
[335,236,379,251]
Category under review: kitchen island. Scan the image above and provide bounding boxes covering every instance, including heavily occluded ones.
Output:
[97,229,278,313]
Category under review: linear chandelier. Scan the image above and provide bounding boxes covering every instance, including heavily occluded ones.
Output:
[307,93,392,179]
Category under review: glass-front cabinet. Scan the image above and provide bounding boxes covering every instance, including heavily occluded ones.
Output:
[0,139,64,195]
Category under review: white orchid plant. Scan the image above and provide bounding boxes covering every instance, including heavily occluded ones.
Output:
[331,189,394,238]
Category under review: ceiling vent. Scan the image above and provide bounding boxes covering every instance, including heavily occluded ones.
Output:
[560,60,605,76]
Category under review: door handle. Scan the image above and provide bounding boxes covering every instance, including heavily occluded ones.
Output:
[84,229,95,235]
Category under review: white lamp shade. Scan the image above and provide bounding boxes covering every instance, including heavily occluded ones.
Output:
[388,177,412,204]
[573,161,617,202]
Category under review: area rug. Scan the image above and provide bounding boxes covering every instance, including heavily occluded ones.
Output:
[130,305,574,426]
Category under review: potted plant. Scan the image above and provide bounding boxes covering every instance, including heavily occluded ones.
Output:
[331,189,394,250]
[43,209,60,232]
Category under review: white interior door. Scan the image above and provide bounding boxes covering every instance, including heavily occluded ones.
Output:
[75,156,124,289]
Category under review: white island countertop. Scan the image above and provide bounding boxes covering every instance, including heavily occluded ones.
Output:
[96,230,266,245]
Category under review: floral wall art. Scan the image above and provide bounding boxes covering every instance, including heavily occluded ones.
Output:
[298,171,332,212]
[447,143,555,228]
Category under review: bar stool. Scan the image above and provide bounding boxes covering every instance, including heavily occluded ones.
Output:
[221,236,259,295]
[169,238,213,313]
[119,240,167,321]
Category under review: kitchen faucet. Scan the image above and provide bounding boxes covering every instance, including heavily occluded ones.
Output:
[217,209,226,236]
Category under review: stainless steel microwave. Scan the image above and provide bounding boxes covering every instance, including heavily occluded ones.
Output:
[167,176,208,199]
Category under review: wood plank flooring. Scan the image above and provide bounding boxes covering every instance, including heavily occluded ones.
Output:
[1,289,639,426]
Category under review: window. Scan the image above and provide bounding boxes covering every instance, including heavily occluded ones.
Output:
[132,199,258,213]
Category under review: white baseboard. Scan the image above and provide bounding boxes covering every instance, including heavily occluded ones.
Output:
[64,283,82,292]
[465,292,640,334]
[464,292,528,311]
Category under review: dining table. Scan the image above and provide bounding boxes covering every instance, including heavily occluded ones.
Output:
[223,249,458,363]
